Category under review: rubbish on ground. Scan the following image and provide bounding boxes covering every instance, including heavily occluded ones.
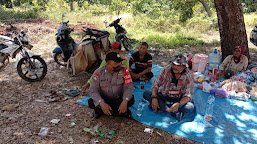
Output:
[62,88,68,91]
[71,122,76,126]
[158,52,164,56]
[50,119,60,124]
[144,128,153,134]
[2,105,16,111]
[65,113,72,117]
[64,88,82,97]
[34,99,48,103]
[107,131,115,138]
[156,131,163,136]
[68,136,74,144]
[93,140,99,144]
[83,128,96,135]
[96,129,104,137]
[93,122,102,131]
[48,96,69,103]
[38,127,49,136]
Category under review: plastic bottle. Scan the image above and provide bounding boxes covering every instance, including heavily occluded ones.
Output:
[208,49,221,70]
[126,49,134,60]
[205,95,215,117]
[196,114,205,133]
[137,99,144,116]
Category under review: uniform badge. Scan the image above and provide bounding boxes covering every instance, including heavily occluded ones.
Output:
[93,73,99,80]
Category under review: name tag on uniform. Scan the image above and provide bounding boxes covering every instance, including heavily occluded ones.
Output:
[168,90,180,95]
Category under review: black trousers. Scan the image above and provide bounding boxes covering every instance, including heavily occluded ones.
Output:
[132,69,153,80]
[88,95,134,116]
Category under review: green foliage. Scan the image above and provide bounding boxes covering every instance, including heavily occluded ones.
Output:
[171,0,198,23]
[142,33,205,48]
[0,6,39,20]
[2,0,256,51]
[242,0,257,13]
[1,0,13,8]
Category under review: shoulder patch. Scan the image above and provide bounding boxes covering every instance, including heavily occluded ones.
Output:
[123,67,132,85]
[93,73,99,80]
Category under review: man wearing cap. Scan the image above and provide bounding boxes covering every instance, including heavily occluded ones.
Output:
[88,52,134,118]
[143,53,194,121]
[81,41,129,92]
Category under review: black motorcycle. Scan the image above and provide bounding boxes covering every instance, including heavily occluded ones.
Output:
[250,24,257,46]
[106,18,132,51]
[53,13,110,66]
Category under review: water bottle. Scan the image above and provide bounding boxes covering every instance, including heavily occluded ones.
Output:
[205,95,215,117]
[196,114,205,133]
[208,49,221,70]
[137,100,144,116]
[127,49,134,60]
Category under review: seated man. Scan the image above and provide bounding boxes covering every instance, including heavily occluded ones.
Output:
[81,41,129,92]
[88,52,134,119]
[129,42,153,81]
[143,53,194,121]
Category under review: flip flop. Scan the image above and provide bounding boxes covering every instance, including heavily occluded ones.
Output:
[64,88,82,97]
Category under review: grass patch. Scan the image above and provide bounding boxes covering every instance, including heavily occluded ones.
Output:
[0,6,39,20]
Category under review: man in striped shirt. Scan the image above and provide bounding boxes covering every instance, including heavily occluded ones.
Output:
[129,42,153,81]
[143,53,194,121]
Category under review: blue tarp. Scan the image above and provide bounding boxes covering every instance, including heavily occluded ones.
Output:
[78,65,257,144]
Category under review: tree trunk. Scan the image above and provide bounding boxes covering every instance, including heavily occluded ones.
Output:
[199,0,212,17]
[214,0,249,61]
[70,0,74,11]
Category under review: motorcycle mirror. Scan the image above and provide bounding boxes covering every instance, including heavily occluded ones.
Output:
[62,13,67,22]
[62,13,67,18]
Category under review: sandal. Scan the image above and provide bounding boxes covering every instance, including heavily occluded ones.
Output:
[64,88,82,97]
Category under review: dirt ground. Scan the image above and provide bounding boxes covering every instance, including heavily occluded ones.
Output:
[0,19,256,144]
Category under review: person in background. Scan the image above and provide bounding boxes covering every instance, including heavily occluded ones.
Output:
[88,52,134,119]
[143,53,194,121]
[129,42,153,82]
[218,46,248,79]
[81,41,129,92]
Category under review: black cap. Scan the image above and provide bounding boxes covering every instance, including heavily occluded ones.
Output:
[105,52,123,63]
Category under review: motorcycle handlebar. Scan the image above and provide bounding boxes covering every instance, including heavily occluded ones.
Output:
[9,24,17,32]
[107,18,122,27]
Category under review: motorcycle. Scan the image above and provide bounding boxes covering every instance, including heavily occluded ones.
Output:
[250,23,257,46]
[53,13,77,66]
[53,13,110,67]
[0,24,47,82]
[106,18,132,51]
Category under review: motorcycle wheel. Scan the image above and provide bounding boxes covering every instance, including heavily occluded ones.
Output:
[121,35,132,51]
[54,53,67,66]
[17,56,47,82]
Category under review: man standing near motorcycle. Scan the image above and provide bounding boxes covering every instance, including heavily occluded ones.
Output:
[129,42,153,81]
[88,52,134,119]
[81,41,129,92]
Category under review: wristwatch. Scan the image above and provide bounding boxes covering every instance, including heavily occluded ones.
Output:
[151,94,158,99]
[178,102,183,108]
